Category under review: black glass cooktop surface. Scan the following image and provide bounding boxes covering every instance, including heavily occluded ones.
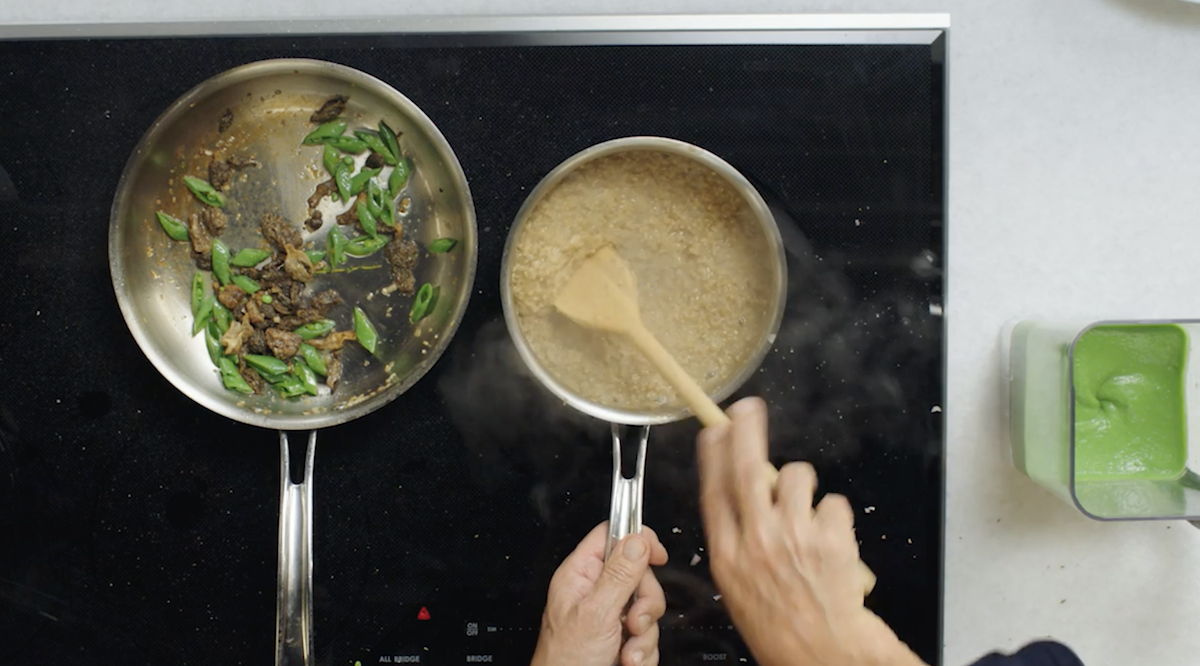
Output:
[0,25,946,666]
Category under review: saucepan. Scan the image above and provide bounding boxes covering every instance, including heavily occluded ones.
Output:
[499,136,788,558]
[109,59,476,665]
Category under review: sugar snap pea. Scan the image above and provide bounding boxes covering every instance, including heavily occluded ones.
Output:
[323,144,340,176]
[218,357,255,394]
[302,120,347,145]
[379,120,402,168]
[156,211,189,241]
[429,238,457,253]
[212,301,232,335]
[355,130,398,166]
[268,370,307,397]
[327,226,347,269]
[298,343,327,376]
[367,180,385,218]
[256,368,288,384]
[275,380,309,399]
[231,274,260,294]
[305,250,326,264]
[211,240,232,286]
[350,167,382,197]
[231,248,272,267]
[205,322,224,366]
[388,158,410,197]
[357,201,378,239]
[344,235,388,257]
[244,354,290,376]
[193,294,215,336]
[354,306,378,355]
[325,135,367,154]
[292,358,320,397]
[183,176,225,208]
[191,273,205,315]
[294,319,336,340]
[409,283,435,324]
[334,159,354,201]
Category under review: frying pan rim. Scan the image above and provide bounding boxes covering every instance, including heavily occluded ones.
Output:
[109,57,478,431]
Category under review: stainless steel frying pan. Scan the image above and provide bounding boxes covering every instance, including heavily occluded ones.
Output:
[109,59,477,666]
[500,137,787,559]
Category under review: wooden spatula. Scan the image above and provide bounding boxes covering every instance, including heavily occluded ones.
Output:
[554,245,876,597]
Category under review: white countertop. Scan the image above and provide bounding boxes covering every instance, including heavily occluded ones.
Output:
[7,1,1200,664]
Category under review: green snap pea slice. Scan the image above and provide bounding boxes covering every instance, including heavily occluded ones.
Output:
[344,235,387,257]
[156,211,189,241]
[294,319,336,340]
[354,306,378,355]
[298,343,327,376]
[218,357,254,394]
[211,240,232,286]
[244,354,290,376]
[231,248,272,267]
[379,120,402,168]
[429,238,457,254]
[182,176,225,208]
[388,158,410,197]
[355,130,397,165]
[193,294,215,336]
[231,274,260,294]
[292,358,320,397]
[302,120,347,145]
[409,283,435,324]
[191,273,206,316]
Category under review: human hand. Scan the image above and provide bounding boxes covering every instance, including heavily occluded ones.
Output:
[531,523,669,666]
[697,397,927,666]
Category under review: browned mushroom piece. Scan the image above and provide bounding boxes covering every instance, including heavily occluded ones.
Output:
[260,212,303,251]
[307,330,357,351]
[266,328,302,360]
[310,95,349,123]
[325,352,343,391]
[218,284,247,311]
[283,245,315,283]
[307,179,337,210]
[221,318,252,356]
[188,212,212,256]
[208,160,234,191]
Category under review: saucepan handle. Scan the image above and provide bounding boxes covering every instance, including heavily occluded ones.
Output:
[276,431,317,666]
[605,423,650,560]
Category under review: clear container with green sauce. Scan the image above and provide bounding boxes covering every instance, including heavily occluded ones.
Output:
[1003,319,1200,521]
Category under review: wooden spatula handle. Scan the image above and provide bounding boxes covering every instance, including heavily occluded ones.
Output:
[627,324,730,426]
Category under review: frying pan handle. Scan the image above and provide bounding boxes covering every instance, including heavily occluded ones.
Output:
[276,431,317,666]
[604,423,650,665]
[605,423,649,560]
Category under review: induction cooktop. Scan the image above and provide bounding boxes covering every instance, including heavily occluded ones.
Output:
[0,15,948,666]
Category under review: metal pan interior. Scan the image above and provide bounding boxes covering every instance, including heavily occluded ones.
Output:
[110,59,476,430]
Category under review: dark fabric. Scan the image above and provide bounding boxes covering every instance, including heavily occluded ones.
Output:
[971,641,1085,666]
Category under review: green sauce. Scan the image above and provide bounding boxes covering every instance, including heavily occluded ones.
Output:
[1072,324,1188,481]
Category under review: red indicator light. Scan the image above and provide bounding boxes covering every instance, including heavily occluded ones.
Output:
[417,607,431,621]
